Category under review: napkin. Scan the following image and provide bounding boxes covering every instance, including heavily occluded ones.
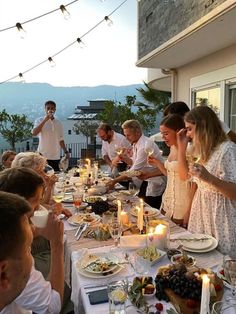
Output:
[120,234,147,249]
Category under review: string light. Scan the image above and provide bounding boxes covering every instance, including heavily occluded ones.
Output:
[60,5,71,20]
[16,23,26,39]
[0,0,79,33]
[0,0,128,84]
[76,37,85,48]
[104,16,113,26]
[48,57,56,67]
[18,73,25,83]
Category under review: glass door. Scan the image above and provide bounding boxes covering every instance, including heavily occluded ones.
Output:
[229,86,236,132]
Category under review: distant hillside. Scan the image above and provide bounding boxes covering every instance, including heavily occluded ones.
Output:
[0,82,143,122]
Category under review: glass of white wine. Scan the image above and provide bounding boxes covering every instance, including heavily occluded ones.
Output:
[144,141,155,157]
[52,187,65,204]
[114,144,123,163]
[108,217,123,252]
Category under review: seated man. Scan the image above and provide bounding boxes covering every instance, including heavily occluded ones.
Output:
[0,172,64,313]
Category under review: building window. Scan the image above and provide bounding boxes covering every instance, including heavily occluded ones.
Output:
[229,85,236,132]
[68,130,71,135]
[192,86,221,116]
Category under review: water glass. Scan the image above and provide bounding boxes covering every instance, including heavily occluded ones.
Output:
[211,299,236,313]
[108,218,122,251]
[223,259,236,296]
[128,182,138,196]
[108,280,127,314]
[133,254,149,276]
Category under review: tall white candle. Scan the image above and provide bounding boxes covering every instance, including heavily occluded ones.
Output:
[85,158,91,176]
[200,274,210,314]
[120,211,129,225]
[136,206,143,232]
[117,200,122,223]
[140,198,144,213]
[94,164,98,182]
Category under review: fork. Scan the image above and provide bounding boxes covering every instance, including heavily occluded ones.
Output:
[74,224,83,238]
[76,223,88,240]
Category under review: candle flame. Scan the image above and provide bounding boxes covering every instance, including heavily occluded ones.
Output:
[154,224,166,234]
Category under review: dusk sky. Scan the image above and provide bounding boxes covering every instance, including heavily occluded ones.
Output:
[0,0,146,87]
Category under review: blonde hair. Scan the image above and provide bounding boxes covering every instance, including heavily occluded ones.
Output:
[122,120,142,133]
[184,106,227,162]
[11,152,47,173]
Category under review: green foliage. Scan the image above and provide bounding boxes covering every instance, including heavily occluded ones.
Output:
[73,120,99,144]
[0,109,33,150]
[136,81,171,112]
[97,95,156,132]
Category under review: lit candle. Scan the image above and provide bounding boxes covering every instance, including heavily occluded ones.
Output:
[140,198,144,213]
[148,227,154,244]
[85,158,91,176]
[136,206,143,232]
[200,274,210,314]
[117,200,122,223]
[94,164,98,182]
[120,211,129,225]
[152,224,168,250]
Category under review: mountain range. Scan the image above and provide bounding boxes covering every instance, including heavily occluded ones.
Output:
[0,82,143,122]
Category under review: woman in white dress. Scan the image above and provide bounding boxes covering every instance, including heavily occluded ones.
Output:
[148,114,191,225]
[178,106,236,257]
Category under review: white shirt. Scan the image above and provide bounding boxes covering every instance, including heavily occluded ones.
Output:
[33,117,64,160]
[101,132,130,161]
[130,135,166,196]
[0,265,61,314]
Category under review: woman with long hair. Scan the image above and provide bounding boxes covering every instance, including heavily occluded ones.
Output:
[178,106,236,257]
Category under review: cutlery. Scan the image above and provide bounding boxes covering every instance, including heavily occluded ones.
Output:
[76,223,88,240]
[84,284,108,291]
[170,236,211,242]
[74,224,83,238]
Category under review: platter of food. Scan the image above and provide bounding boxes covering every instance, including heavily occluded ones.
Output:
[135,246,166,266]
[67,213,101,226]
[130,206,159,218]
[84,195,107,204]
[76,252,122,279]
[119,170,142,178]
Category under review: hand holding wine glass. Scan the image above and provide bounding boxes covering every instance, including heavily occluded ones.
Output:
[114,144,123,163]
[144,141,155,157]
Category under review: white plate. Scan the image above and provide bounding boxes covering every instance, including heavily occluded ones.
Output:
[76,255,122,279]
[130,207,159,218]
[81,252,120,274]
[84,195,107,203]
[180,233,213,250]
[217,266,232,289]
[135,248,166,266]
[182,236,218,253]
[67,213,101,226]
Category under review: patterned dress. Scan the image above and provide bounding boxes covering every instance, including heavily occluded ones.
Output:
[161,159,190,220]
[188,141,236,257]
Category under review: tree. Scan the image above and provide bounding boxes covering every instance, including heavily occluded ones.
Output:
[97,95,157,133]
[136,81,171,112]
[73,120,100,145]
[0,109,33,150]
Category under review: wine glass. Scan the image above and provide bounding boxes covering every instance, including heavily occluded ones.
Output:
[108,217,122,252]
[145,141,155,157]
[211,299,236,313]
[52,186,65,214]
[128,182,139,196]
[44,164,55,177]
[223,259,236,296]
[114,144,123,163]
[72,191,83,214]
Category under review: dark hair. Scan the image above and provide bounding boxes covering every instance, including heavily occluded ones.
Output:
[0,167,45,199]
[163,101,190,117]
[45,100,56,108]
[0,191,31,260]
[160,114,185,131]
[97,123,113,133]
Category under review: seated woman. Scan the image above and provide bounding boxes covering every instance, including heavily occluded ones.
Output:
[177,106,236,258]
[142,114,191,225]
[11,151,57,205]
[0,150,16,170]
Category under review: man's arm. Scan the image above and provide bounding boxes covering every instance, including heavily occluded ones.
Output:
[32,112,52,136]
[103,154,112,168]
[59,140,70,159]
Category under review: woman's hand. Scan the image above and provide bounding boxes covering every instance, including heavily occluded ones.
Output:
[189,163,211,182]
[177,128,189,151]
[147,156,159,167]
[137,171,151,180]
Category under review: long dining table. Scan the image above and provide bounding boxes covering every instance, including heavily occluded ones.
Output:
[61,186,229,314]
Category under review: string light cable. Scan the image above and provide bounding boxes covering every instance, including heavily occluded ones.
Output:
[0,0,128,84]
[0,0,79,33]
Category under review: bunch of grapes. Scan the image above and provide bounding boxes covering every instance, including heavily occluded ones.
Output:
[91,201,110,215]
[155,266,202,302]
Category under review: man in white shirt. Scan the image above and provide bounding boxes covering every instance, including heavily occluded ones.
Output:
[97,123,130,177]
[32,100,69,172]
[107,120,166,208]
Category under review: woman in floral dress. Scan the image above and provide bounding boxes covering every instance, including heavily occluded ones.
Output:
[178,106,236,257]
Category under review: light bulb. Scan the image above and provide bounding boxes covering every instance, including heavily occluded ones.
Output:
[48,57,56,67]
[60,5,71,20]
[104,16,113,26]
[76,37,85,48]
[16,22,26,39]
[18,73,25,83]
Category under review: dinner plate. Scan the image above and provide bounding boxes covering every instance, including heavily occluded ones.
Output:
[130,206,159,217]
[62,195,73,203]
[84,195,107,204]
[76,256,122,279]
[180,233,213,250]
[80,252,120,274]
[217,266,232,289]
[67,213,101,226]
[182,236,218,253]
